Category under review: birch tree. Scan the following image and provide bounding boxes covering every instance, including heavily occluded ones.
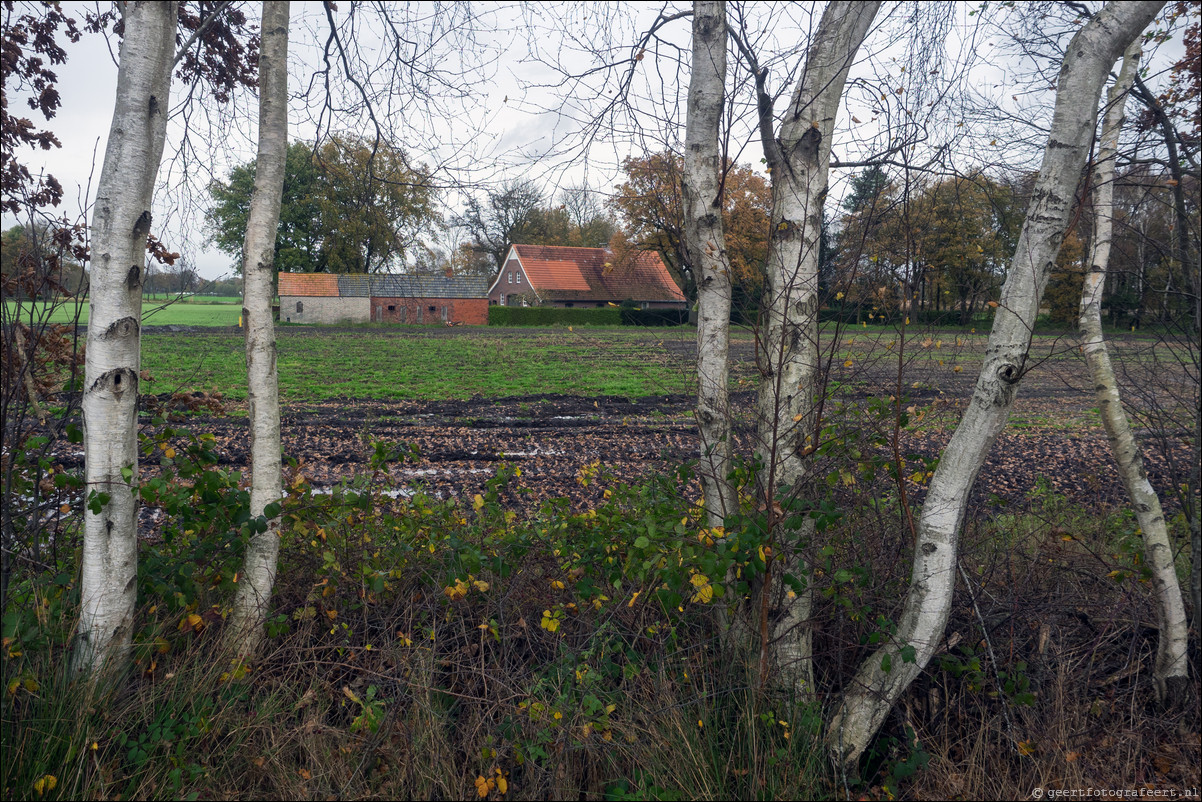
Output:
[682,0,737,530]
[227,0,289,659]
[735,0,880,693]
[827,0,1167,772]
[76,1,177,675]
[1079,40,1190,704]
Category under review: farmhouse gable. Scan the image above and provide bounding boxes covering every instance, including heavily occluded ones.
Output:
[488,244,686,309]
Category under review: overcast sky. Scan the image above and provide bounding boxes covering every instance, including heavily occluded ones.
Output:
[3,1,1186,282]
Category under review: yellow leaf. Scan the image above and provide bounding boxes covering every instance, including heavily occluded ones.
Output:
[473,580,490,592]
[326,609,337,620]
[836,291,845,300]
[1017,740,1036,756]
[551,580,565,590]
[163,447,176,459]
[472,494,485,511]
[628,591,641,607]
[953,365,962,373]
[987,300,999,308]
[496,775,508,795]
[691,583,713,604]
[342,686,362,705]
[844,359,854,368]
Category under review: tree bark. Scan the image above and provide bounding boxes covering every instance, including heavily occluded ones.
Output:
[683,0,737,530]
[1081,41,1191,706]
[749,0,880,696]
[76,1,177,676]
[228,0,290,659]
[827,0,1166,773]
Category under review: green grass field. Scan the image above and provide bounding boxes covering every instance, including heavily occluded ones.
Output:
[4,296,243,327]
[142,328,700,401]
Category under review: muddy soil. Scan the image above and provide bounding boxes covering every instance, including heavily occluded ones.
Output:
[156,330,1191,516]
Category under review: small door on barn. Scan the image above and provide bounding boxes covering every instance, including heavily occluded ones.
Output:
[441,305,448,322]
[416,306,423,323]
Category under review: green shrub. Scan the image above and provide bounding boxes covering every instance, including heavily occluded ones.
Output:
[488,306,621,326]
[618,308,689,327]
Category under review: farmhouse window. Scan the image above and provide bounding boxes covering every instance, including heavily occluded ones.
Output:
[508,272,513,283]
[296,301,303,313]
[499,293,506,305]
[516,272,522,284]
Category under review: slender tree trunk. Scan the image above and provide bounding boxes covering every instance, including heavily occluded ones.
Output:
[749,0,880,696]
[683,0,737,530]
[228,0,290,659]
[75,1,177,677]
[827,0,1165,773]
[1133,73,1202,640]
[1079,41,1190,705]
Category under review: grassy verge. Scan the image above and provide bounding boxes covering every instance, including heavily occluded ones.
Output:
[3,423,1196,800]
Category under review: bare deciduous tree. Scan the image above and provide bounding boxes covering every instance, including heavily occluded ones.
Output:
[683,0,737,530]
[828,0,1167,772]
[76,0,178,676]
[1080,39,1190,705]
[227,0,290,660]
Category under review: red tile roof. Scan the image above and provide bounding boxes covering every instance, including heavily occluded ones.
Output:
[511,244,685,304]
[278,273,340,297]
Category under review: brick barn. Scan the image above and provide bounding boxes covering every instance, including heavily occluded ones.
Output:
[488,244,686,309]
[278,273,490,325]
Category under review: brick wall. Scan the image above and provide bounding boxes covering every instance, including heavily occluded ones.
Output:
[279,296,369,324]
[370,297,489,326]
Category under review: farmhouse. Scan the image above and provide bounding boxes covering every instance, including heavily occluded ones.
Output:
[278,273,490,325]
[488,244,686,309]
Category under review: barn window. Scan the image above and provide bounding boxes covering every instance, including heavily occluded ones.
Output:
[296,301,303,313]
[428,305,436,312]
[387,305,396,312]
[565,302,574,308]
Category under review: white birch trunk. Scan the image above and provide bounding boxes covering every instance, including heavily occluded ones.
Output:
[1079,41,1190,706]
[76,1,177,676]
[683,0,737,529]
[228,0,289,659]
[827,0,1166,772]
[751,0,879,696]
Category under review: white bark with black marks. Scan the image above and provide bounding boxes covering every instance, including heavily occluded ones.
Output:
[228,0,290,659]
[683,0,737,529]
[77,1,177,676]
[828,0,1166,773]
[750,0,880,696]
[1079,40,1190,706]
